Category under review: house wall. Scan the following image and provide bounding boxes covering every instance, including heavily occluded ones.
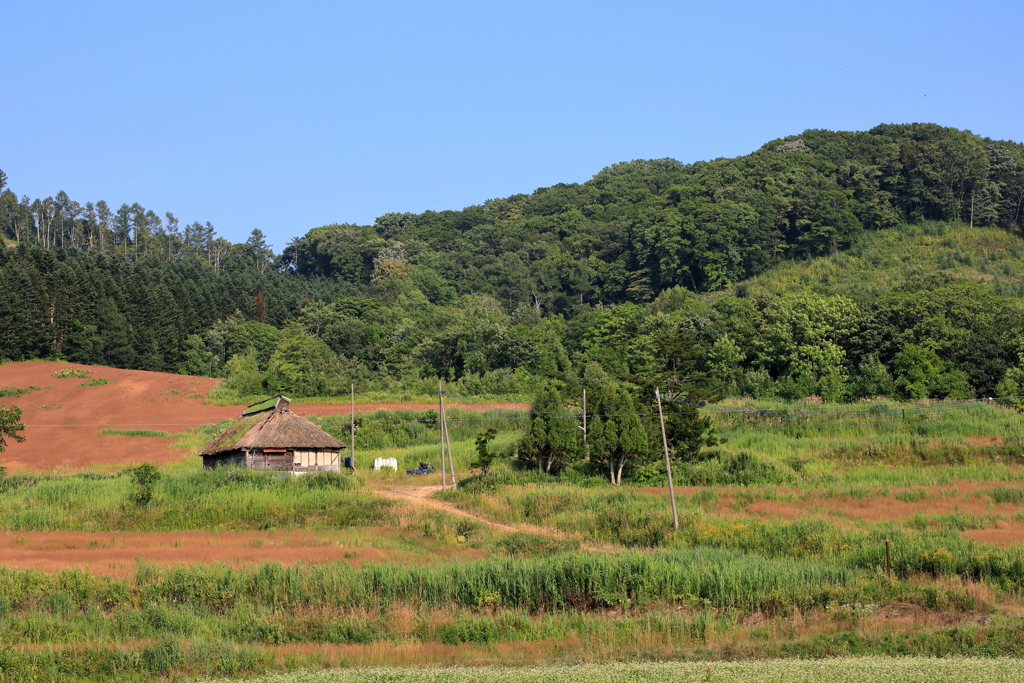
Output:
[292,449,341,473]
[202,452,245,469]
[245,450,294,471]
[203,448,343,473]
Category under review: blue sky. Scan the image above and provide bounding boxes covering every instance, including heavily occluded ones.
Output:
[3,0,1021,250]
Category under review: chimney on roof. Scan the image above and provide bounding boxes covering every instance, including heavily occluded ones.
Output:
[275,396,291,412]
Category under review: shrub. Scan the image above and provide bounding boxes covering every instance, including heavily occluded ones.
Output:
[125,463,161,507]
[51,367,91,378]
[989,486,1024,504]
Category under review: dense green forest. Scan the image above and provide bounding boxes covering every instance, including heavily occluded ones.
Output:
[3,122,1024,404]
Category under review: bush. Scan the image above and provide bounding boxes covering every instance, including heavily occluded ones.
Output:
[989,486,1024,504]
[125,463,161,507]
[51,367,91,378]
[645,451,795,486]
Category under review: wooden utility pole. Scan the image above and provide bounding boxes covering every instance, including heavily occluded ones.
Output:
[440,395,457,489]
[438,383,447,491]
[656,388,679,530]
[350,384,355,466]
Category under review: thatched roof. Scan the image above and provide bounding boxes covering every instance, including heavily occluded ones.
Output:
[199,396,345,456]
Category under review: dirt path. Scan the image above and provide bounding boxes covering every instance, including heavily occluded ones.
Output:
[378,485,591,545]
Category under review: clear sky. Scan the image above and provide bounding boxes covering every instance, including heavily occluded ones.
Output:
[3,0,1021,250]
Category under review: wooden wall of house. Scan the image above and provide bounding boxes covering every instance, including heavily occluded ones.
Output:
[245,450,294,471]
[202,452,246,469]
[203,448,343,472]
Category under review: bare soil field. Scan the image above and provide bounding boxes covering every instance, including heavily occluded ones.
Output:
[638,484,1024,543]
[0,361,234,470]
[0,530,388,576]
[0,361,523,471]
[962,524,1024,546]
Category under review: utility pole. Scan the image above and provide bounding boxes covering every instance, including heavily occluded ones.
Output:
[438,383,447,491]
[440,395,457,489]
[350,384,355,467]
[656,388,679,530]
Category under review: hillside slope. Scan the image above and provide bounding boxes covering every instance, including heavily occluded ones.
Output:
[0,361,521,471]
[0,362,233,470]
[737,222,1024,299]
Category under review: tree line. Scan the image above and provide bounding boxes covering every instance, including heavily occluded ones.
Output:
[2,123,1024,408]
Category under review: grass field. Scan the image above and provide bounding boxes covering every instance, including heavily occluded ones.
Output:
[3,400,1024,681]
[198,658,1024,683]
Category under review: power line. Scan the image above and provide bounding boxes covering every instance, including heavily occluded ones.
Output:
[12,395,1020,428]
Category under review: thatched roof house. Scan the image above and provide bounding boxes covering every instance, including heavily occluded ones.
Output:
[199,396,346,472]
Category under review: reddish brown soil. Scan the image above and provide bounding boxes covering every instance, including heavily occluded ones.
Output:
[0,361,235,471]
[0,530,386,576]
[966,435,1004,447]
[0,361,524,471]
[740,490,1022,524]
[963,524,1024,546]
[639,484,1024,538]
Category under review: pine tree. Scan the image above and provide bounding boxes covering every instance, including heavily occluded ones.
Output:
[518,384,582,474]
[629,330,720,463]
[588,388,649,484]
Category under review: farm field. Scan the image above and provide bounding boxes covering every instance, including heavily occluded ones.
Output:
[0,361,519,471]
[3,364,1024,680]
[0,530,398,576]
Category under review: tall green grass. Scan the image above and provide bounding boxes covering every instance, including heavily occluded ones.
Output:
[0,638,272,681]
[443,482,1024,584]
[710,400,1024,467]
[311,408,526,451]
[0,549,856,616]
[0,468,395,531]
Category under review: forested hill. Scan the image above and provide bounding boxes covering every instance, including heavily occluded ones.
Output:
[281,123,1024,305]
[3,122,1024,403]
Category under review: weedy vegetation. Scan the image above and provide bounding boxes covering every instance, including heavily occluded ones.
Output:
[4,405,1024,681]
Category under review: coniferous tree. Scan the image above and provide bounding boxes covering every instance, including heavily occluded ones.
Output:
[518,384,582,474]
[588,388,649,484]
[629,330,720,463]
